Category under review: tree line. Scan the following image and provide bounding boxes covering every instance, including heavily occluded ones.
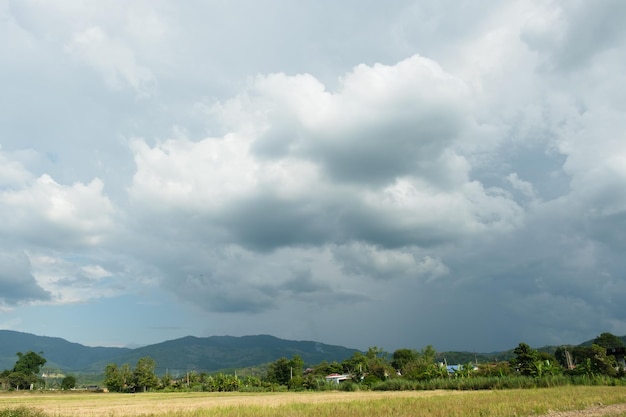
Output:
[101,332,625,392]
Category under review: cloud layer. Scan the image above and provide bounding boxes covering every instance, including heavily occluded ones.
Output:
[1,0,625,351]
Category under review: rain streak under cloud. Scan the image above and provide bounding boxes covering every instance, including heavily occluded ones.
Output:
[1,0,625,352]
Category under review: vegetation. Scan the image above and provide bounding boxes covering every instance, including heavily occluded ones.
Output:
[60,375,76,390]
[97,336,623,394]
[1,332,625,394]
[103,357,160,392]
[0,351,47,390]
[265,354,304,388]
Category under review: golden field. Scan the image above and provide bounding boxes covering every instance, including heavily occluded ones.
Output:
[1,386,626,417]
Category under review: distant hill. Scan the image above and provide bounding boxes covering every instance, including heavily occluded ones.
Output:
[436,335,626,366]
[435,351,509,365]
[0,330,130,372]
[89,334,361,375]
[0,331,358,375]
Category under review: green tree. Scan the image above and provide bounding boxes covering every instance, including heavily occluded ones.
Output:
[13,351,47,375]
[570,345,594,367]
[0,370,9,390]
[341,347,394,385]
[593,332,625,349]
[512,342,539,376]
[586,344,617,377]
[401,346,440,381]
[7,351,47,390]
[6,371,30,390]
[313,360,343,376]
[266,355,304,387]
[266,357,291,385]
[364,346,392,382]
[391,348,418,373]
[289,354,305,378]
[341,351,367,381]
[133,356,159,392]
[104,363,133,392]
[568,343,619,376]
[60,375,76,390]
[477,361,511,377]
[104,364,123,392]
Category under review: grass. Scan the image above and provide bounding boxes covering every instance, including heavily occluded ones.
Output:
[371,374,626,391]
[0,386,625,416]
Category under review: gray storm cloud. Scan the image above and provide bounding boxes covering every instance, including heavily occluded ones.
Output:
[0,0,625,350]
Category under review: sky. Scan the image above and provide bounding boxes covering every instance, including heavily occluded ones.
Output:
[1,0,625,354]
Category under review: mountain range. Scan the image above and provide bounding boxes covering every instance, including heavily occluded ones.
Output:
[1,330,623,376]
[0,330,358,375]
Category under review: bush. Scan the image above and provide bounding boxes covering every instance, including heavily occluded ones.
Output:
[338,381,360,391]
[367,374,626,391]
[361,374,381,387]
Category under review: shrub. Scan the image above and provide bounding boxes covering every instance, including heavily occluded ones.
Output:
[338,381,360,391]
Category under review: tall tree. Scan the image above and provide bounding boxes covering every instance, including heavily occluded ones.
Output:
[13,351,46,375]
[133,356,159,392]
[266,357,291,385]
[364,346,391,382]
[391,348,418,373]
[512,342,539,376]
[8,351,47,390]
[266,355,304,387]
[341,351,367,381]
[61,375,76,390]
[401,346,441,381]
[573,344,618,377]
[104,363,133,392]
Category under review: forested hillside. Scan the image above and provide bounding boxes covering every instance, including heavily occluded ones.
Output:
[92,335,360,374]
[0,331,358,374]
[0,330,130,372]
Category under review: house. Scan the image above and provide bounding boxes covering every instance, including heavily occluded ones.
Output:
[324,373,351,384]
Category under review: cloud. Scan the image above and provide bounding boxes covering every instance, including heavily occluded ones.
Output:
[2,1,626,351]
[120,55,536,322]
[0,252,50,306]
[0,147,33,187]
[0,149,121,306]
[521,1,626,72]
[507,173,537,200]
[334,243,449,282]
[65,25,156,95]
[0,173,115,248]
[28,254,116,304]
[234,56,471,186]
[128,57,523,255]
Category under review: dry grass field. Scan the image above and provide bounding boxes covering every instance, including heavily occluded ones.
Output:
[1,386,625,417]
